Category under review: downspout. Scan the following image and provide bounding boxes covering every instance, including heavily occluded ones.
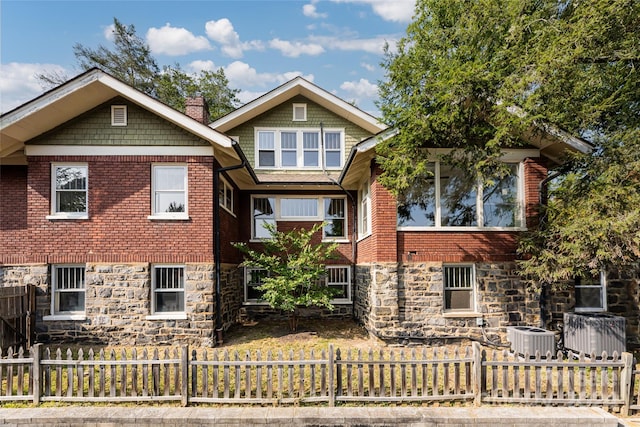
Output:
[213,140,250,346]
[320,123,358,315]
[536,169,563,329]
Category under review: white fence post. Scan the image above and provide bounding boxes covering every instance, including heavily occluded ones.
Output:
[32,343,41,405]
[621,352,634,416]
[472,342,482,406]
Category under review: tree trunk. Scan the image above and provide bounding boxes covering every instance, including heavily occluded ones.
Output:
[288,309,299,332]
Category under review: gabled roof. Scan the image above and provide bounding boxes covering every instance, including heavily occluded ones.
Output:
[338,123,593,188]
[210,76,387,135]
[0,68,237,164]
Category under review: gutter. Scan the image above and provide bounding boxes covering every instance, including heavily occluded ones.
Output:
[213,139,252,346]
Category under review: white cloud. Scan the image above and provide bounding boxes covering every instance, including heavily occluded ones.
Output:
[103,24,116,41]
[361,62,376,72]
[340,78,378,98]
[205,18,265,59]
[188,60,217,73]
[309,34,394,54]
[331,0,415,23]
[223,61,313,89]
[0,63,67,113]
[303,2,328,19]
[269,39,325,58]
[146,24,211,56]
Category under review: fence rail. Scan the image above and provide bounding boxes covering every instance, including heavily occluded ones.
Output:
[1,342,639,413]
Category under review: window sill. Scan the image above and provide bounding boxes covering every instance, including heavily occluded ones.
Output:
[574,308,606,313]
[220,205,236,217]
[46,215,89,221]
[397,226,527,232]
[43,314,86,321]
[147,215,190,221]
[146,314,187,320]
[323,238,350,243]
[442,312,482,318]
[356,233,371,243]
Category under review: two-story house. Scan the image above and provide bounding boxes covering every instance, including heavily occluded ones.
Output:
[1,68,636,346]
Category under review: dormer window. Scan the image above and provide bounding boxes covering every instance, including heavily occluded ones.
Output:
[292,103,307,121]
[255,128,344,169]
[111,105,127,126]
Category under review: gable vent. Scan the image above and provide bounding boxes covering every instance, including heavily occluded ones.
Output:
[111,105,127,126]
[293,103,307,121]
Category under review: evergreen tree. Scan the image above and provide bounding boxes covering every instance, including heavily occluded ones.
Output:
[377,0,640,286]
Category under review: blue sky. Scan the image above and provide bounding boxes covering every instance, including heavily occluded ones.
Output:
[0,0,416,116]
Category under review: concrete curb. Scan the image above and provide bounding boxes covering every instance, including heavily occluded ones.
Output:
[0,406,621,426]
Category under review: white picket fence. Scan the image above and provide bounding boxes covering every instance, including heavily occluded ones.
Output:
[0,343,636,413]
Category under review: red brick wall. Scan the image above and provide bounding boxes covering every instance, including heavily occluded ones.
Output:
[523,157,547,228]
[21,155,215,264]
[0,166,28,262]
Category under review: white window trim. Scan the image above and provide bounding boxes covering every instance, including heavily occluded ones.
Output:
[149,264,186,316]
[443,264,477,314]
[292,103,307,121]
[326,265,352,303]
[358,177,372,241]
[48,264,86,317]
[111,105,127,126]
[575,271,608,313]
[219,176,235,216]
[254,127,345,170]
[243,265,352,304]
[148,164,189,220]
[48,163,89,220]
[397,161,526,231]
[250,195,348,241]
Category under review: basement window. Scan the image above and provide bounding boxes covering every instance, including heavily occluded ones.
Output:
[111,105,127,126]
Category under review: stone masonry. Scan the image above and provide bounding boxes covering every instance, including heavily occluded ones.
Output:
[0,263,242,346]
[355,262,541,344]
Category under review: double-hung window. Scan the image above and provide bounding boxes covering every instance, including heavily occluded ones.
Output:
[152,265,185,314]
[258,131,276,167]
[253,197,276,239]
[255,129,344,169]
[443,264,475,312]
[51,265,86,315]
[244,266,351,304]
[324,198,346,239]
[245,268,269,302]
[574,272,607,312]
[398,162,523,229]
[51,164,88,219]
[324,132,342,168]
[251,196,346,240]
[219,176,234,214]
[326,266,351,301]
[151,165,188,219]
[358,180,371,238]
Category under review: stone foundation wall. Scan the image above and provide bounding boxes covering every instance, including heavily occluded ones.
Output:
[546,269,640,348]
[0,263,242,346]
[355,262,541,344]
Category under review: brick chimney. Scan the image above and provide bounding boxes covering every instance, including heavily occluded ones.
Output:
[185,96,210,125]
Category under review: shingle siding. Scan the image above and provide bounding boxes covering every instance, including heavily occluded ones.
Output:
[226,95,372,168]
[29,97,209,146]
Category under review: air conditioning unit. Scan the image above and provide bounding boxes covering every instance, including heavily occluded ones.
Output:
[506,326,556,357]
[563,312,626,356]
